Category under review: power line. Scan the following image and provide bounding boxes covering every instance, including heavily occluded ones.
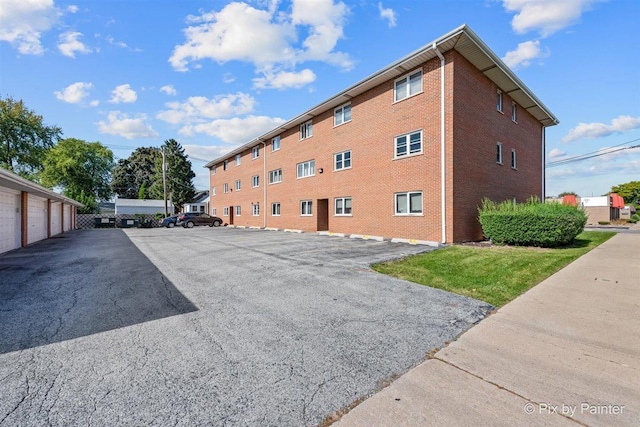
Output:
[546,138,640,168]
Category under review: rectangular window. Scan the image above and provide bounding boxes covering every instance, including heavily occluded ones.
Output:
[300,120,313,140]
[269,168,282,184]
[334,103,352,126]
[512,102,517,122]
[235,179,241,191]
[212,186,217,196]
[496,142,503,164]
[297,160,315,178]
[271,202,281,216]
[497,90,503,112]
[235,154,241,165]
[335,197,352,216]
[211,165,216,175]
[252,175,259,188]
[252,146,260,159]
[511,149,517,169]
[223,207,229,216]
[394,70,422,102]
[395,130,422,158]
[252,204,259,216]
[212,208,217,216]
[272,136,281,151]
[395,191,423,215]
[334,150,352,171]
[223,160,228,171]
[300,200,313,216]
[223,183,229,193]
[235,206,241,216]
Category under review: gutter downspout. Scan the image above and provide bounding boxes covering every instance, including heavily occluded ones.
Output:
[433,43,446,244]
[262,141,267,228]
[541,124,545,199]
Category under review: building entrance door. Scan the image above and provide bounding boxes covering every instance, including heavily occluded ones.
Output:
[229,206,234,225]
[317,199,328,231]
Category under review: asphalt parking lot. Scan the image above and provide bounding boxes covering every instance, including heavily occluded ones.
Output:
[0,227,492,426]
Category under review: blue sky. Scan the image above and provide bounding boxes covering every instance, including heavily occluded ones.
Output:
[1,0,639,198]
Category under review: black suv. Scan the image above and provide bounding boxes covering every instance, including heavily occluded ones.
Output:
[178,212,223,228]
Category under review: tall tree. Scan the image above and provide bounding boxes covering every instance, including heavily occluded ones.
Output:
[40,138,114,213]
[0,96,62,180]
[111,147,160,199]
[150,139,195,210]
[611,181,640,209]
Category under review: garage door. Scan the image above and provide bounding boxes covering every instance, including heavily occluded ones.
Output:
[0,188,21,254]
[63,204,72,231]
[27,195,47,245]
[51,202,62,236]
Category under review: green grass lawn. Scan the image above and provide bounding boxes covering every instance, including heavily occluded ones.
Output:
[372,231,615,307]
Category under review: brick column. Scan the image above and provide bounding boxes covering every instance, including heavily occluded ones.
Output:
[21,192,28,247]
[47,199,52,238]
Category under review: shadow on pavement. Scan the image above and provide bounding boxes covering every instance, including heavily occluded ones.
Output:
[0,230,197,354]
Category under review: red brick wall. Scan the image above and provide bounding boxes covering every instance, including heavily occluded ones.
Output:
[450,51,543,241]
[209,50,544,243]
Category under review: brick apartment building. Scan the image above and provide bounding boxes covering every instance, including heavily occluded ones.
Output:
[205,25,558,244]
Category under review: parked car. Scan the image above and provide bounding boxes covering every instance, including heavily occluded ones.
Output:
[179,213,223,228]
[175,212,201,226]
[161,215,179,228]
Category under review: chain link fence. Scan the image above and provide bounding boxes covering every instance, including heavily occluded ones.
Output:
[77,214,164,229]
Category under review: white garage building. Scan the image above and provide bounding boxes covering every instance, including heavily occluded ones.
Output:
[0,168,82,254]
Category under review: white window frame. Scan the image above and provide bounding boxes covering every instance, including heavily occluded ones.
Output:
[271,202,281,216]
[394,69,422,102]
[212,186,217,196]
[212,208,217,216]
[395,191,423,216]
[511,102,517,123]
[334,197,352,216]
[252,175,259,188]
[334,150,352,171]
[235,154,241,166]
[496,142,503,165]
[511,149,517,169]
[269,168,282,184]
[297,160,315,179]
[235,179,241,191]
[300,200,313,216]
[497,90,503,113]
[394,130,423,159]
[223,207,229,216]
[235,206,241,216]
[223,183,229,194]
[252,204,259,216]
[272,136,281,152]
[334,103,352,126]
[300,120,313,140]
[211,165,216,175]
[252,146,260,159]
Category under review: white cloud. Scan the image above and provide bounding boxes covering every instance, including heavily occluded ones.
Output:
[160,85,177,96]
[180,116,287,144]
[182,144,231,162]
[502,0,601,37]
[378,2,396,28]
[223,73,236,84]
[54,81,93,103]
[169,0,351,89]
[0,0,60,55]
[157,92,257,125]
[109,84,137,103]
[67,5,79,13]
[97,111,159,139]
[253,68,316,89]
[89,100,99,107]
[105,34,141,52]
[58,31,92,58]
[501,40,548,69]
[548,148,566,158]
[562,115,640,143]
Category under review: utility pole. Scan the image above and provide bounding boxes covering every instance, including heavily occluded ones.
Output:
[162,147,168,217]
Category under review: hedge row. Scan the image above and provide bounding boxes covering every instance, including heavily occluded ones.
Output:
[478,197,587,247]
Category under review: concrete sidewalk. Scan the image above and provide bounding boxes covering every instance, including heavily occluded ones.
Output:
[335,231,640,426]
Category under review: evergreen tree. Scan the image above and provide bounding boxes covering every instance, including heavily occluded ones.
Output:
[150,139,195,210]
[111,147,161,199]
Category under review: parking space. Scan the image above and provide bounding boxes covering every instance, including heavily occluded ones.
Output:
[0,227,492,426]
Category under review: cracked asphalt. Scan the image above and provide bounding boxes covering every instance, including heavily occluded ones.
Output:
[0,228,492,426]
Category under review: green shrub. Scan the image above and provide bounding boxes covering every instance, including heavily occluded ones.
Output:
[632,213,640,222]
[598,221,610,225]
[478,197,587,247]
